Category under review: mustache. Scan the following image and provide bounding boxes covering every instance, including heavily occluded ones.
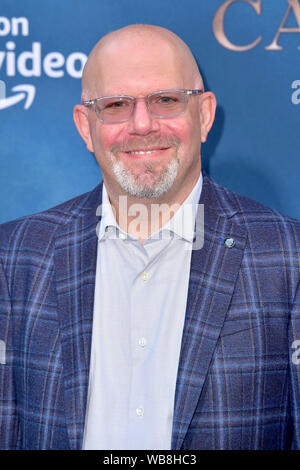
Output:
[110,136,180,154]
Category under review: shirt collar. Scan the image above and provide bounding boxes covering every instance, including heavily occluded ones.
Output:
[158,172,202,242]
[97,184,120,241]
[98,172,203,243]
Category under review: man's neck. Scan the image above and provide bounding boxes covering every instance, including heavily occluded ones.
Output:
[103,171,202,244]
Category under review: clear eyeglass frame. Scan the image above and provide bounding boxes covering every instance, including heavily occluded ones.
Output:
[82,89,203,123]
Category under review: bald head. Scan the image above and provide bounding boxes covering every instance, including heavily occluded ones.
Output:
[82,24,204,100]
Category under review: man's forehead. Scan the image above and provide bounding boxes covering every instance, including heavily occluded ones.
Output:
[82,25,203,97]
[90,32,181,76]
[82,25,203,99]
[85,45,177,96]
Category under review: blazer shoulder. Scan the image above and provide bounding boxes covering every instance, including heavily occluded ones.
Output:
[0,184,102,253]
[204,173,300,244]
[207,173,299,219]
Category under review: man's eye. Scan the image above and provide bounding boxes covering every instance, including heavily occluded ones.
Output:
[156,95,178,105]
[105,101,127,109]
[158,96,178,103]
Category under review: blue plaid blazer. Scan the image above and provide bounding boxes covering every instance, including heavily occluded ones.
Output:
[1,173,300,450]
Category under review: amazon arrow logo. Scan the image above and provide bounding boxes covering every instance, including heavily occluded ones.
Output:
[0,84,36,110]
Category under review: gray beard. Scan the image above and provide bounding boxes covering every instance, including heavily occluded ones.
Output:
[112,156,179,198]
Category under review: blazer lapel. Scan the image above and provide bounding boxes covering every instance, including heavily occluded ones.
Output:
[54,183,102,450]
[172,175,247,449]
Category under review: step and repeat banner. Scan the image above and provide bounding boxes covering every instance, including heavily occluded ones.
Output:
[0,0,299,222]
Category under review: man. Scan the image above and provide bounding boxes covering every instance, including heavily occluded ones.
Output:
[0,24,300,450]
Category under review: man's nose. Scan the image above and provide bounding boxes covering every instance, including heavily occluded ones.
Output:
[127,99,159,135]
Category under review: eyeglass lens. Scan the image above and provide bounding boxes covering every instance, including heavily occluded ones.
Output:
[95,91,188,121]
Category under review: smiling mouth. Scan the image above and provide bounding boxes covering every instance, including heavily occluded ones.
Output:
[124,147,170,156]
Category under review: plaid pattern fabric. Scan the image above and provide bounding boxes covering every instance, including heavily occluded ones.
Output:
[0,172,300,449]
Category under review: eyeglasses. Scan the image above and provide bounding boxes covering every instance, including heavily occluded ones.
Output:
[82,89,203,123]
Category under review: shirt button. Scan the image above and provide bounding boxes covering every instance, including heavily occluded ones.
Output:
[140,272,149,281]
[138,337,147,348]
[136,406,144,417]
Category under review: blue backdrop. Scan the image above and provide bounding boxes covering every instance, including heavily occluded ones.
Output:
[1,0,299,223]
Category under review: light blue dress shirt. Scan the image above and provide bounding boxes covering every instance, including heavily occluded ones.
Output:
[82,172,203,450]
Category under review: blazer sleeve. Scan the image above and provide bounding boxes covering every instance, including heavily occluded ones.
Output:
[289,279,300,449]
[0,254,19,449]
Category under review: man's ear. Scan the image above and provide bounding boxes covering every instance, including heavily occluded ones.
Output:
[73,105,94,152]
[199,92,217,143]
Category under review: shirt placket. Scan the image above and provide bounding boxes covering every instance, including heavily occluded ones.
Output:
[127,237,169,445]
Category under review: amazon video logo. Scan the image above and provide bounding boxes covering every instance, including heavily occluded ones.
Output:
[0,80,35,109]
[0,16,87,110]
[0,80,5,100]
